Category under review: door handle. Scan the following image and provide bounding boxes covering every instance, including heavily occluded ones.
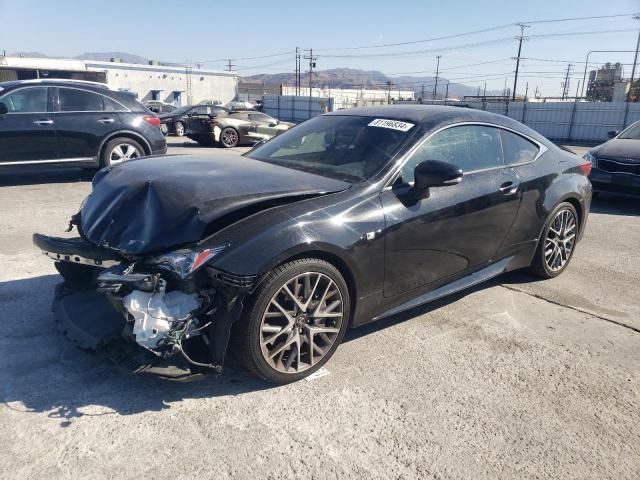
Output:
[499,181,519,195]
[97,118,115,124]
[33,119,54,125]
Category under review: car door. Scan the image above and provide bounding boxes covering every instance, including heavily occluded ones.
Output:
[54,87,122,160]
[380,124,522,298]
[0,86,58,164]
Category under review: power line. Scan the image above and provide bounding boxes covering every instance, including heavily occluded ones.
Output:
[314,12,638,52]
[317,28,637,60]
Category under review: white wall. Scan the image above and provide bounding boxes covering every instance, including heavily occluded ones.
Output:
[2,57,238,106]
[84,62,237,106]
[281,85,415,110]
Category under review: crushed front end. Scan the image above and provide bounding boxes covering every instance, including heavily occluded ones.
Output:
[33,232,256,380]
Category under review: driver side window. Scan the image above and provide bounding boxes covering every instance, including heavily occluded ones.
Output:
[401,125,504,182]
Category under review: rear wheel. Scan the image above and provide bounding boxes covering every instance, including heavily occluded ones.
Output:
[530,202,579,278]
[174,121,185,136]
[220,127,239,148]
[234,258,350,383]
[101,137,144,167]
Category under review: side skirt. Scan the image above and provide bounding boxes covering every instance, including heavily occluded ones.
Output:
[372,255,515,322]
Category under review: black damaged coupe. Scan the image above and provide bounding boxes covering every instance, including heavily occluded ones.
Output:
[34,105,592,383]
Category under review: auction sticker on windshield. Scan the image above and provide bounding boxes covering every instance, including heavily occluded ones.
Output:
[368,118,415,132]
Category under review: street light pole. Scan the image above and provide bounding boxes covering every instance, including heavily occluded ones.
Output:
[627,15,640,102]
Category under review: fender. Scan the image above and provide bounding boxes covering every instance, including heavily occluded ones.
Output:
[97,129,153,158]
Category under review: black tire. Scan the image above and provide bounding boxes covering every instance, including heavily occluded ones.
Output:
[529,202,579,279]
[100,137,144,168]
[233,258,350,384]
[219,127,239,148]
[174,121,185,137]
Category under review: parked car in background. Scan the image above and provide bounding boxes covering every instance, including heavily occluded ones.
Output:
[158,104,226,136]
[0,79,166,168]
[585,121,640,197]
[186,110,293,147]
[223,100,257,112]
[144,100,176,114]
[34,105,591,383]
[197,99,222,106]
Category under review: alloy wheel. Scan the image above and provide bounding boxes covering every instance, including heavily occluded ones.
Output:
[175,122,185,136]
[544,208,577,272]
[220,128,238,147]
[109,143,141,165]
[259,272,344,374]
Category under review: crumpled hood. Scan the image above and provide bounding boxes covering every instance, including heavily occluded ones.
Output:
[592,139,640,162]
[80,154,349,256]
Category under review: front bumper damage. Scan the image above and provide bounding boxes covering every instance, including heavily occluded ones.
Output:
[34,233,257,380]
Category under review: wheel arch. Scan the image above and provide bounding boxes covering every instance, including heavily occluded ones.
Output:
[98,130,152,161]
[258,247,359,326]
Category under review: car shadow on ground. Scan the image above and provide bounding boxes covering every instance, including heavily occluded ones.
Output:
[0,272,497,426]
[590,194,640,217]
[0,167,94,187]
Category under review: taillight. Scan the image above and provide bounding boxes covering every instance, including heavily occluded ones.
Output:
[579,161,592,176]
[143,115,161,127]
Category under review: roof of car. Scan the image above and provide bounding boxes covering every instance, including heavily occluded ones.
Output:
[325,104,552,145]
[0,79,114,90]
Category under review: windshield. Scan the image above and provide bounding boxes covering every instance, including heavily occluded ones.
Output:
[246,115,416,182]
[619,122,640,140]
[171,105,191,115]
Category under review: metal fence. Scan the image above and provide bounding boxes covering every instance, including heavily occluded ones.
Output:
[262,95,334,123]
[399,100,640,143]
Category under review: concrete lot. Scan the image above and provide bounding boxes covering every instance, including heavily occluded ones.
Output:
[0,138,638,479]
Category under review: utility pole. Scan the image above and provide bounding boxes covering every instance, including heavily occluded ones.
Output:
[561,64,573,100]
[433,55,442,99]
[627,14,640,102]
[421,83,425,100]
[512,23,529,101]
[534,85,539,99]
[303,49,317,97]
[445,80,450,100]
[226,59,235,71]
[386,80,394,104]
[524,82,529,101]
[303,49,317,118]
[294,47,300,96]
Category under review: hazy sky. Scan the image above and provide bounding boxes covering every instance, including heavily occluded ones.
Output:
[1,0,639,96]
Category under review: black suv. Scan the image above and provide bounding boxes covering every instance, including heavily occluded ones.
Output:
[0,79,166,168]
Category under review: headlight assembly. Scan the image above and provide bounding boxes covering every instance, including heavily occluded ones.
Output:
[146,244,228,278]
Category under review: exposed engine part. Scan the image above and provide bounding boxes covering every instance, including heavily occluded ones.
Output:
[122,279,200,354]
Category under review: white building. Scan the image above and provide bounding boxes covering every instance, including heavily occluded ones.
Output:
[281,85,415,110]
[0,56,238,106]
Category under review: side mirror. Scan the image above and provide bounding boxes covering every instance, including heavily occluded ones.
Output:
[412,160,463,199]
[607,130,619,139]
[0,102,7,114]
[268,123,277,127]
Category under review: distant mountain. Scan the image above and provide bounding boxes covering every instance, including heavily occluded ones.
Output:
[6,52,503,98]
[244,68,502,99]
[74,51,151,64]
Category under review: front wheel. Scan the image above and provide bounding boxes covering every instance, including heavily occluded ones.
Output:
[233,259,350,383]
[529,202,579,278]
[219,127,239,148]
[174,121,185,136]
